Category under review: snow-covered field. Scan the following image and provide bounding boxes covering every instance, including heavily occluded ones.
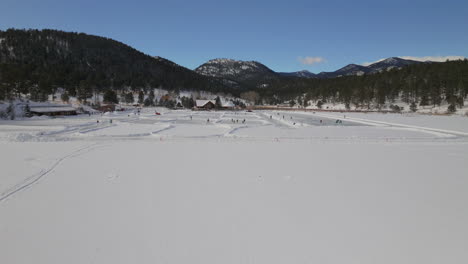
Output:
[1,108,468,264]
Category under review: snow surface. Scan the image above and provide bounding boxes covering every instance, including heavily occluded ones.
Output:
[1,108,468,264]
[301,99,468,115]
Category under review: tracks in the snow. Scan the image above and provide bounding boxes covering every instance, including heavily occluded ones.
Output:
[0,143,104,203]
[307,112,468,138]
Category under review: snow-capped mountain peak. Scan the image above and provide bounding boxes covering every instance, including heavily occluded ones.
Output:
[195,58,277,82]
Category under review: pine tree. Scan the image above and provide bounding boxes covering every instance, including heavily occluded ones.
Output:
[419,95,429,106]
[457,78,466,100]
[215,96,222,109]
[61,92,70,103]
[77,80,92,103]
[410,102,417,112]
[6,102,15,120]
[103,90,119,104]
[148,90,155,105]
[447,103,456,113]
[23,103,31,117]
[316,100,323,109]
[143,98,153,107]
[138,91,145,104]
[125,92,134,104]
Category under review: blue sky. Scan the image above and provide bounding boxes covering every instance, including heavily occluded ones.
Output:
[1,0,467,73]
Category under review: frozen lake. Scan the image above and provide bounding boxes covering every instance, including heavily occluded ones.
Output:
[1,108,468,264]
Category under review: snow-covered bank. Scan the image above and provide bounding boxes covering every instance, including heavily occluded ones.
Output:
[308,111,468,134]
[297,99,468,116]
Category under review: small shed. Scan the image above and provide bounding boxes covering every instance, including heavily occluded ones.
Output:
[30,105,77,116]
[97,104,116,113]
[195,100,215,110]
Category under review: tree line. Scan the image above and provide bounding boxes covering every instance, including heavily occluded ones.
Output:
[257,59,468,112]
[0,29,234,102]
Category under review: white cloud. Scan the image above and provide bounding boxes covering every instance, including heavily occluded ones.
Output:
[399,56,466,62]
[298,56,325,65]
[362,56,466,66]
[361,58,386,66]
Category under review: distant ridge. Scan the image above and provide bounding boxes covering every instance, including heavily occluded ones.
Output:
[195,57,425,84]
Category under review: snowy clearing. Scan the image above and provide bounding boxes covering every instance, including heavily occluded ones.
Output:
[1,108,468,264]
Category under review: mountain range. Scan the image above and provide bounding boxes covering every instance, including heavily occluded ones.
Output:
[0,29,430,90]
[195,57,424,83]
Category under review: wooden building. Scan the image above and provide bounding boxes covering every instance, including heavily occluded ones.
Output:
[195,100,216,110]
[30,105,77,116]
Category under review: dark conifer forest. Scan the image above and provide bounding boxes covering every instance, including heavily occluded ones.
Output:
[0,29,229,101]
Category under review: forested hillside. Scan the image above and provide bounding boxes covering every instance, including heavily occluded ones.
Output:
[260,60,468,111]
[0,29,229,102]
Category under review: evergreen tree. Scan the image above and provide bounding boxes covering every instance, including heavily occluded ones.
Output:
[447,103,456,113]
[457,79,466,100]
[316,100,323,109]
[23,103,31,117]
[144,97,155,106]
[419,95,429,106]
[124,92,134,104]
[164,99,176,109]
[61,92,70,103]
[6,102,15,120]
[410,102,417,112]
[181,96,195,109]
[148,90,155,104]
[77,80,92,103]
[390,105,402,112]
[215,96,222,109]
[103,90,119,104]
[138,91,145,104]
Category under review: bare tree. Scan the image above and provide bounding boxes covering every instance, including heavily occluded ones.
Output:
[240,91,260,105]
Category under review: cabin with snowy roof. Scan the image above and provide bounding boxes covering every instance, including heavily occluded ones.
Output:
[29,105,77,116]
[195,100,215,110]
[221,101,235,110]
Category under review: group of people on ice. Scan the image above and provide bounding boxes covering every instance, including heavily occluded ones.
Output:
[230,119,246,124]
